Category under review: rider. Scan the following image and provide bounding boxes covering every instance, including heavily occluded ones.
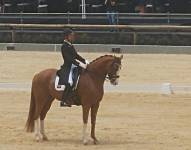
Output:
[57,28,88,107]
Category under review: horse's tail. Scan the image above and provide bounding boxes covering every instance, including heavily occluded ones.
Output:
[25,83,36,132]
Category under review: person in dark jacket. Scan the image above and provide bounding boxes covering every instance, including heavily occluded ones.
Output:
[105,0,118,26]
[57,28,88,107]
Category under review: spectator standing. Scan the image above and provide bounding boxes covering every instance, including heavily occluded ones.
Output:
[105,0,118,25]
[136,0,145,13]
[0,0,4,13]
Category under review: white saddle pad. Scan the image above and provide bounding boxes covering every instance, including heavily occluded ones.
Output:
[55,76,65,91]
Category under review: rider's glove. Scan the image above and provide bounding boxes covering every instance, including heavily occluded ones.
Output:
[79,62,87,69]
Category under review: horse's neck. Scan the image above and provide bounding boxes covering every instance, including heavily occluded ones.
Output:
[88,57,113,79]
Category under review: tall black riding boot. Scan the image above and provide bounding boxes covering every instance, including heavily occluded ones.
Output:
[60,85,72,107]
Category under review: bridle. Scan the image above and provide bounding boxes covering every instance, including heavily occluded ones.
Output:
[106,60,121,81]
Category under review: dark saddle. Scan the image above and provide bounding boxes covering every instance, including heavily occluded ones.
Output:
[57,67,82,106]
[57,66,81,89]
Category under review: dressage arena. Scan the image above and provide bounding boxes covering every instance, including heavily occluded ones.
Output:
[0,51,191,150]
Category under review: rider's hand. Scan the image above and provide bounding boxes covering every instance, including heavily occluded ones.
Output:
[79,62,87,69]
[85,60,89,64]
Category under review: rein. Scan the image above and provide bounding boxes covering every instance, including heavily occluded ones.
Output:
[85,56,121,82]
[86,68,108,81]
[86,67,120,82]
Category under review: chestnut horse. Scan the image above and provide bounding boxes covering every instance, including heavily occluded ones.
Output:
[26,55,123,145]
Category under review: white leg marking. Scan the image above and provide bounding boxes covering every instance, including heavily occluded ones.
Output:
[35,118,43,142]
[40,120,44,134]
[82,123,88,145]
[40,120,48,141]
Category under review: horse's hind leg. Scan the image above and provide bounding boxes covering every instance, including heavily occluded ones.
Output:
[33,98,44,142]
[39,97,54,141]
[39,120,48,141]
[35,117,43,142]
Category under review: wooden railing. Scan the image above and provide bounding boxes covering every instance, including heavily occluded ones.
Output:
[0,23,191,31]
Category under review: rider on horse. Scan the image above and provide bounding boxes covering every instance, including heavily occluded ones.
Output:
[57,28,89,107]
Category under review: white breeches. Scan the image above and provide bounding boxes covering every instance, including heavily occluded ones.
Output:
[68,64,77,86]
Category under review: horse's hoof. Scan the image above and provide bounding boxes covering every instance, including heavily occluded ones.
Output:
[93,139,99,145]
[43,135,49,141]
[35,134,43,142]
[83,139,89,145]
[35,137,43,142]
[91,136,99,145]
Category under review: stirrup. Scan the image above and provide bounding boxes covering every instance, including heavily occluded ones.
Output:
[60,101,71,107]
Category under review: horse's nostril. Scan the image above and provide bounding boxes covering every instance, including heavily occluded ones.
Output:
[113,81,118,86]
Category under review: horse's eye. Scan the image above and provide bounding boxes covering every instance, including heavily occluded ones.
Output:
[113,64,119,70]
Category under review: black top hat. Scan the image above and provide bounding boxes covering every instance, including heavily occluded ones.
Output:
[63,28,73,37]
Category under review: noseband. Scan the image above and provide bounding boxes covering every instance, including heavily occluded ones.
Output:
[106,74,120,81]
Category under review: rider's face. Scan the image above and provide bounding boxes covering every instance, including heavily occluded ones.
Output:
[67,32,75,43]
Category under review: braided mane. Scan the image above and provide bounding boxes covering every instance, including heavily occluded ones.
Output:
[90,55,115,64]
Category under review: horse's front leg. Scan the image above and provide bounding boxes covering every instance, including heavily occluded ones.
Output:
[82,105,90,145]
[91,103,100,144]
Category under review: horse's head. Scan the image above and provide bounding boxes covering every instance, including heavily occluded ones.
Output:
[89,54,123,85]
[107,55,123,85]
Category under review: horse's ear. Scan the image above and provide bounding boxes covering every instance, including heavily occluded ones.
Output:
[120,55,123,60]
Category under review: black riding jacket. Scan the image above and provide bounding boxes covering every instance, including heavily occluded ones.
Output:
[57,40,86,85]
